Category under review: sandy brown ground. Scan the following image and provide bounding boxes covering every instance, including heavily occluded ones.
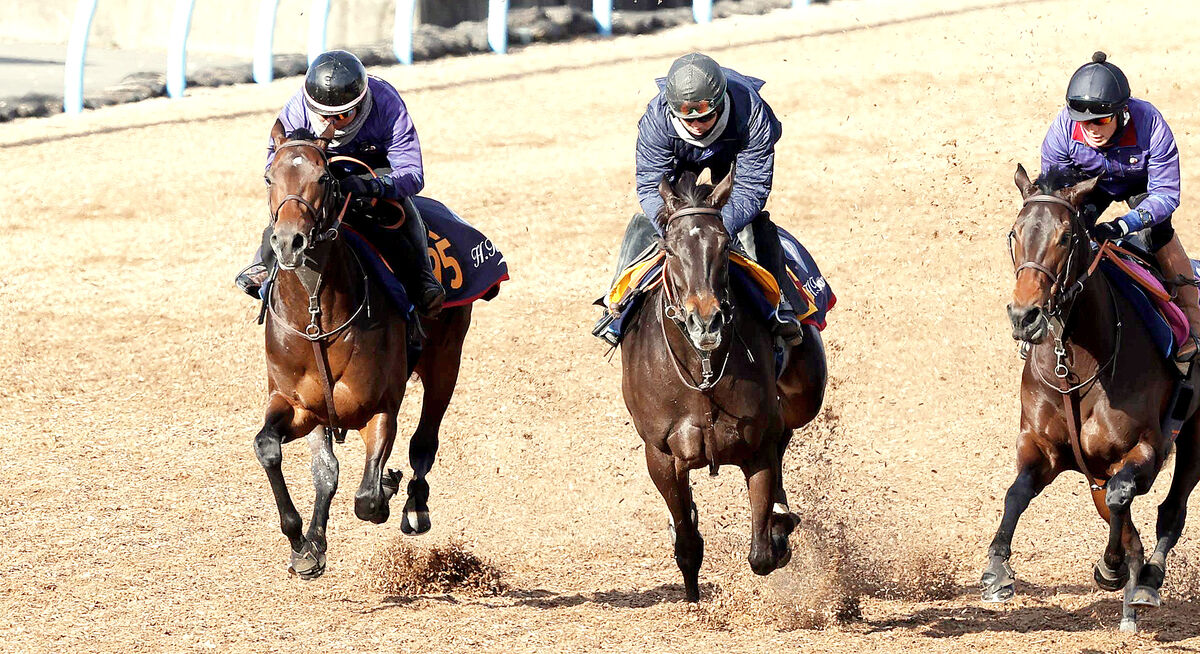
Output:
[5,1,1200,652]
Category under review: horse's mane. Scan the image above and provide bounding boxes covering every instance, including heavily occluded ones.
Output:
[285,127,320,143]
[1033,166,1092,195]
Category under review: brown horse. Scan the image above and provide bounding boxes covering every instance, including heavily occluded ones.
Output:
[981,164,1200,631]
[620,171,827,601]
[253,123,472,578]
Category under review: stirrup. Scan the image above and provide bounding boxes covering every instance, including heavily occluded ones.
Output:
[235,263,270,299]
[773,314,804,348]
[592,312,620,346]
[1175,333,1200,375]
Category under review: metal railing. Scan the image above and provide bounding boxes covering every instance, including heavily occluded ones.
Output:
[63,0,815,114]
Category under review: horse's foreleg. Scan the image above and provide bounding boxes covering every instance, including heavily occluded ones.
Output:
[645,444,702,602]
[253,394,318,572]
[288,426,339,580]
[355,409,400,525]
[981,432,1056,602]
[1138,419,1200,605]
[1097,442,1156,632]
[403,308,469,536]
[744,456,783,577]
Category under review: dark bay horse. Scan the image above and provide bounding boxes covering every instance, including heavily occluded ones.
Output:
[981,164,1200,631]
[620,171,827,601]
[254,123,471,578]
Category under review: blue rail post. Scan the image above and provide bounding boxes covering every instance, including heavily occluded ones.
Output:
[693,0,713,24]
[64,0,99,114]
[488,0,508,54]
[393,0,417,65]
[308,0,331,64]
[167,0,197,99]
[594,0,612,37]
[254,0,281,84]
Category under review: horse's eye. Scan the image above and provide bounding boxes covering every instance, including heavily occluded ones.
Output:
[1059,233,1071,247]
[264,176,272,187]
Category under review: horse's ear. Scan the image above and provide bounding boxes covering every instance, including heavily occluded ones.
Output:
[708,165,734,209]
[657,175,678,230]
[696,168,713,187]
[1060,176,1100,209]
[1014,163,1037,199]
[270,120,288,150]
[316,122,335,150]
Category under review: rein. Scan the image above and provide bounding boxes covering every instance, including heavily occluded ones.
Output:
[657,206,745,393]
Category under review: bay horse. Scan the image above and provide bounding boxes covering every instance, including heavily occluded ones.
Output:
[981,164,1200,631]
[620,170,827,601]
[254,123,471,578]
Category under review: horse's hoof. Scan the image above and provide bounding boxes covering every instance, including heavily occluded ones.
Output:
[980,582,1014,603]
[773,547,792,570]
[288,544,327,580]
[1129,585,1162,609]
[400,508,431,536]
[1119,617,1139,633]
[1094,560,1129,592]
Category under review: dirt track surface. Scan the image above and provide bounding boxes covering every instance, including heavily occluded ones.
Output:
[6,1,1200,652]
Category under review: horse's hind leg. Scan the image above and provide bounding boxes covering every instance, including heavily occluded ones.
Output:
[768,429,800,569]
[253,394,318,573]
[1135,419,1200,608]
[778,324,826,430]
[645,445,702,602]
[289,427,339,580]
[403,306,471,536]
[981,431,1057,602]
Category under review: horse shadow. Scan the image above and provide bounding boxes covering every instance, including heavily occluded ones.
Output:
[502,583,713,610]
[867,580,1200,642]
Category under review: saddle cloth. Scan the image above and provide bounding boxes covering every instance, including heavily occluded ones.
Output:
[1099,248,1188,360]
[603,230,834,343]
[343,195,508,315]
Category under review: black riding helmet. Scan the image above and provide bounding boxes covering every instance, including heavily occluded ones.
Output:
[303,50,368,115]
[665,53,727,120]
[1066,51,1130,121]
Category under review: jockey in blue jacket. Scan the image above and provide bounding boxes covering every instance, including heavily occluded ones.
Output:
[1041,51,1200,358]
[622,52,803,346]
[235,49,444,315]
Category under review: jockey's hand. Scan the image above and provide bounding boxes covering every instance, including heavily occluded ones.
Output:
[1092,218,1129,242]
[340,175,384,199]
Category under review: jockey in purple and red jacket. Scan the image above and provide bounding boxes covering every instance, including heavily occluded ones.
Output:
[1040,51,1200,357]
[614,52,802,346]
[235,50,444,315]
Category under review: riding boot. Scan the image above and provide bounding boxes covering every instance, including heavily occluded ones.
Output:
[1155,234,1200,361]
[393,197,446,316]
[750,216,804,347]
[235,226,275,299]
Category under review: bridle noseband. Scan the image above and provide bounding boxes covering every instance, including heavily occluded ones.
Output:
[1010,194,1086,317]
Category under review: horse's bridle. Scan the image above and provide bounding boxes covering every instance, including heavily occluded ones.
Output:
[658,206,740,392]
[268,140,347,248]
[1009,194,1086,318]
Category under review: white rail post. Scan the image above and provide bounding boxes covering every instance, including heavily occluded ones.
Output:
[308,0,331,64]
[253,0,281,84]
[64,0,99,114]
[693,0,712,24]
[594,0,612,37]
[488,0,508,54]
[167,0,197,99]
[393,0,417,65]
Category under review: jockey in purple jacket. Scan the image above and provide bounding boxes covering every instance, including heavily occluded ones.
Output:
[1041,51,1200,358]
[235,50,444,315]
[600,52,803,346]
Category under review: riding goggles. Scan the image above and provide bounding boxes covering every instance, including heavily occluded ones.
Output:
[1067,97,1118,119]
[1082,114,1115,126]
[673,98,720,119]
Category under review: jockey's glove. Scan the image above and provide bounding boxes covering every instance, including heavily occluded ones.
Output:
[340,175,385,199]
[1092,218,1130,242]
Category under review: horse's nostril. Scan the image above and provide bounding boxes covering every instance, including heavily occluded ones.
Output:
[291,233,306,251]
[1021,307,1042,328]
